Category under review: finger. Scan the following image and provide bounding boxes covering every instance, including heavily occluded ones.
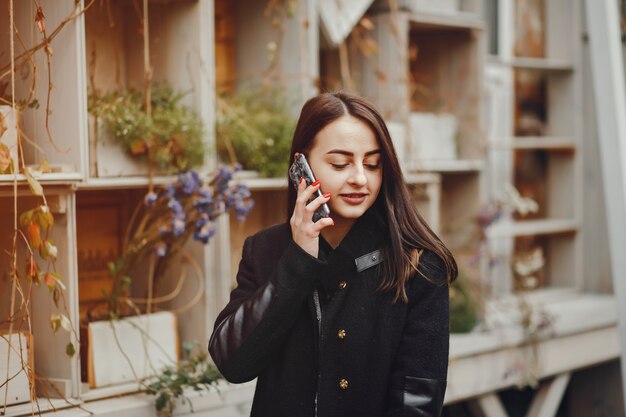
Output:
[299,180,322,204]
[295,179,321,209]
[304,191,331,215]
[293,177,309,218]
[311,216,335,232]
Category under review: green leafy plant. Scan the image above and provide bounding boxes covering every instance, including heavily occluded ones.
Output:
[449,278,478,333]
[216,87,295,177]
[88,84,206,174]
[146,342,222,415]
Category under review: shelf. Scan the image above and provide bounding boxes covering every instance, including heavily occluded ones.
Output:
[409,10,485,31]
[0,172,83,187]
[406,159,484,173]
[509,57,574,72]
[77,176,179,190]
[237,177,288,191]
[2,398,81,417]
[491,137,577,151]
[404,172,441,185]
[447,294,619,402]
[487,219,579,238]
[237,173,442,191]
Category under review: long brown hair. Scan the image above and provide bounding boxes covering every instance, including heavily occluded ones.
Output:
[286,92,457,302]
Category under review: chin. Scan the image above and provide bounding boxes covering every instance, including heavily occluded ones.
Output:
[330,205,370,220]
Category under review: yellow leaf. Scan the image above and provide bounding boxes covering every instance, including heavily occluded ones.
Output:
[0,144,12,174]
[24,167,44,196]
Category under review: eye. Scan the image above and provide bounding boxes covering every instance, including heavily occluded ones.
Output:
[331,163,348,169]
[365,161,381,170]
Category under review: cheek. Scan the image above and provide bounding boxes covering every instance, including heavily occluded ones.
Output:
[369,172,383,195]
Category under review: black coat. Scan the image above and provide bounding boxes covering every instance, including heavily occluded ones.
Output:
[209,208,450,417]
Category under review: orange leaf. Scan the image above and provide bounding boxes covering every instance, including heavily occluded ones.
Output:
[44,272,56,289]
[130,139,148,155]
[27,221,41,249]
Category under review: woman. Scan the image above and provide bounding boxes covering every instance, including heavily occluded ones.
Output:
[209,92,457,417]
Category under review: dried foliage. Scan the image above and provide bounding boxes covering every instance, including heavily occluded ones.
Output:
[88,84,206,174]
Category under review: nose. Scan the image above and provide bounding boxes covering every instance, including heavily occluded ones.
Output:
[348,164,367,186]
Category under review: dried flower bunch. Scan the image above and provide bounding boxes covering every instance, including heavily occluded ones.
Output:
[103,165,254,319]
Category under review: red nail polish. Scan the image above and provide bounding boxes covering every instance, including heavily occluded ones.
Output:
[323,192,331,198]
[299,177,303,184]
[312,180,321,187]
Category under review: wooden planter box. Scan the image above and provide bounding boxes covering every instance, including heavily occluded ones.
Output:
[409,112,458,162]
[85,311,178,388]
[0,332,34,406]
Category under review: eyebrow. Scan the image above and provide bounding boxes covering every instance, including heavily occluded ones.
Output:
[326,149,382,157]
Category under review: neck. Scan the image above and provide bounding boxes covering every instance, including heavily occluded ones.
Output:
[321,216,355,249]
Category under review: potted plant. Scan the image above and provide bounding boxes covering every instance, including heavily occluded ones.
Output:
[88,84,206,177]
[216,86,295,178]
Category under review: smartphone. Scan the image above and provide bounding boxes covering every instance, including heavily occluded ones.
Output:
[288,153,331,223]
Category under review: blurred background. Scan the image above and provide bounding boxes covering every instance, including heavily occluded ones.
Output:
[1,0,625,416]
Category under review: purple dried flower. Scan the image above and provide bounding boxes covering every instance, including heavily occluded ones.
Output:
[172,216,186,237]
[144,192,158,207]
[178,171,201,195]
[194,220,216,244]
[167,199,183,214]
[155,242,168,257]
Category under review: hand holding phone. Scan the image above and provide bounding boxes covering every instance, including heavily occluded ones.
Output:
[288,153,331,223]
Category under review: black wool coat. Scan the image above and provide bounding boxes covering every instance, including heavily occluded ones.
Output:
[209,207,450,417]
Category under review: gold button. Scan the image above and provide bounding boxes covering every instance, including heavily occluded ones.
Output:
[339,379,349,390]
[337,329,346,339]
[338,281,347,289]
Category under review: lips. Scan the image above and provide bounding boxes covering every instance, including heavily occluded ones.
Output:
[339,193,368,205]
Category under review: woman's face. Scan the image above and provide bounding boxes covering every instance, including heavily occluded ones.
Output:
[306,115,383,225]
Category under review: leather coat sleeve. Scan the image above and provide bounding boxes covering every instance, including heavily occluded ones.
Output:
[385,251,450,417]
[208,236,326,383]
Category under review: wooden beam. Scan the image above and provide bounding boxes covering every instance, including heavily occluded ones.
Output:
[525,373,571,417]
[584,0,626,412]
[468,393,510,417]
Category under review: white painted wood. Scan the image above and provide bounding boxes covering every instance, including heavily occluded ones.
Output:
[318,0,375,46]
[87,312,178,387]
[0,173,83,188]
[496,0,514,60]
[446,324,620,403]
[1,398,80,417]
[0,106,18,173]
[484,63,514,295]
[0,333,32,406]
[409,112,459,161]
[406,159,485,172]
[525,373,571,417]
[509,57,574,71]
[488,137,576,151]
[584,0,626,409]
[409,10,484,29]
[487,219,578,238]
[469,393,510,417]
[5,1,86,173]
[65,193,81,398]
